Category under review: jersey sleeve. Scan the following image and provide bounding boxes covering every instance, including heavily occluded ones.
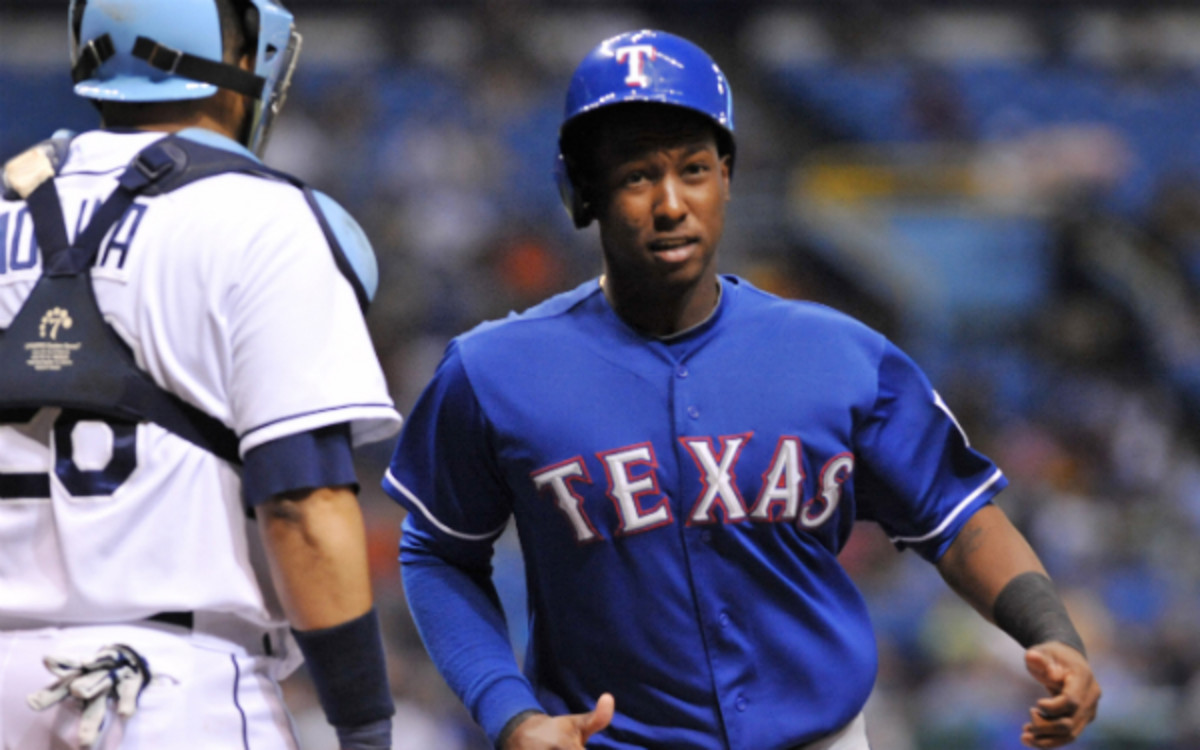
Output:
[225,190,400,455]
[383,340,512,553]
[854,340,1007,561]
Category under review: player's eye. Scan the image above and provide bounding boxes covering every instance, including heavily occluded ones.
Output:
[621,170,649,187]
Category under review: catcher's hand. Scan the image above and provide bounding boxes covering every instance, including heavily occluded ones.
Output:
[27,643,152,748]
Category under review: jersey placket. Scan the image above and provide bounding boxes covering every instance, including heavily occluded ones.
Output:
[661,339,748,750]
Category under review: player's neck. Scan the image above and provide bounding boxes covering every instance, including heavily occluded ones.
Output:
[601,274,721,338]
[126,116,236,140]
[100,90,247,143]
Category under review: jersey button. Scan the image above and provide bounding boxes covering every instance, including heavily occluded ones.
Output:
[677,366,689,378]
[718,612,730,627]
[700,530,713,544]
[687,405,700,419]
[735,695,748,712]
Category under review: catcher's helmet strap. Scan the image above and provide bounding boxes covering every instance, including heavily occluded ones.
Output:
[131,36,266,98]
[71,33,116,84]
[72,32,266,99]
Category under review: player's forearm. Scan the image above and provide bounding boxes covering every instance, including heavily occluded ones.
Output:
[260,485,395,745]
[935,503,1047,622]
[257,485,374,629]
[936,504,1085,653]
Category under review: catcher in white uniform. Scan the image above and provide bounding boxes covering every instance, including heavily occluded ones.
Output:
[0,1,401,748]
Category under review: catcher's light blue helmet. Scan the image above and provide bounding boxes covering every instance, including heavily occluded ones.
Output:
[556,29,736,228]
[69,0,301,155]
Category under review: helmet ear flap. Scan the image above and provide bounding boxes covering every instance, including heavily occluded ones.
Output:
[555,152,594,229]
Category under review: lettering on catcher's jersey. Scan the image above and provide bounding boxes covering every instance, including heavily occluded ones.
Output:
[0,207,39,274]
[532,434,852,542]
[0,409,138,501]
[95,202,148,272]
[1,200,147,279]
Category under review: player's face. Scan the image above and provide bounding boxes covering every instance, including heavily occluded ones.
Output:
[591,109,731,296]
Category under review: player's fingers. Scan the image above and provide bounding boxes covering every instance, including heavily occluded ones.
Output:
[1022,706,1079,749]
[1035,692,1079,720]
[579,693,615,740]
[1046,664,1101,719]
[1022,724,1075,749]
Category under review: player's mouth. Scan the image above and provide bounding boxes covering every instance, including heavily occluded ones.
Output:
[648,236,699,263]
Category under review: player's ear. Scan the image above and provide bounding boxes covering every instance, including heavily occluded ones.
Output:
[720,153,732,201]
[576,183,598,225]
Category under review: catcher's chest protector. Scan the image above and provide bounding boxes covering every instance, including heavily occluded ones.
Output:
[0,135,350,464]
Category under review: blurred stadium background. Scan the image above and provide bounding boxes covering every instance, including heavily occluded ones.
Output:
[5,1,1200,747]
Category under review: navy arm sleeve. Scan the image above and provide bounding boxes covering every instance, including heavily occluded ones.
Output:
[383,342,542,743]
[854,341,1008,561]
[242,422,357,508]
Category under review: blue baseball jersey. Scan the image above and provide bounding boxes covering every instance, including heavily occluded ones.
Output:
[385,275,1006,749]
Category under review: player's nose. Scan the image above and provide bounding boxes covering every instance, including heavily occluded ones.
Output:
[652,173,687,228]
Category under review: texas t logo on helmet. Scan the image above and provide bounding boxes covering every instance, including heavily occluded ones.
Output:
[615,44,656,88]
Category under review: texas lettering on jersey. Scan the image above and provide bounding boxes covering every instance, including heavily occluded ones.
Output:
[532,433,854,543]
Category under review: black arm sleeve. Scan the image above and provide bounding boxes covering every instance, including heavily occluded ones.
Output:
[992,571,1086,656]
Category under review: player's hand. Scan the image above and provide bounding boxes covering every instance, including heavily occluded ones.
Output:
[1021,642,1100,748]
[503,693,615,750]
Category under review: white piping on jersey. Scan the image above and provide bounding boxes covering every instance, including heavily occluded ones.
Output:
[384,469,508,542]
[888,468,1004,545]
[933,390,970,447]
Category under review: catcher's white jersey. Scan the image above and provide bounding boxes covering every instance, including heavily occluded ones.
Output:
[0,130,401,634]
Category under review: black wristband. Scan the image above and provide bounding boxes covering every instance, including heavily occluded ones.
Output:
[292,608,395,728]
[335,716,392,750]
[496,709,545,750]
[992,571,1086,656]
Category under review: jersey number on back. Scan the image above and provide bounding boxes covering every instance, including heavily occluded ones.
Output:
[0,409,137,499]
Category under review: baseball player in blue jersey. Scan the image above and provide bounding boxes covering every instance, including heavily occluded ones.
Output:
[384,30,1100,750]
[0,2,400,748]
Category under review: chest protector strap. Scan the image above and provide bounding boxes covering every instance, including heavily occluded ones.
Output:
[0,138,244,464]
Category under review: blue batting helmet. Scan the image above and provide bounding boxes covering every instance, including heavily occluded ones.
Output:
[69,0,301,155]
[555,29,736,229]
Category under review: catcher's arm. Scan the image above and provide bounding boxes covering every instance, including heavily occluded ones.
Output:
[258,485,373,629]
[258,485,393,750]
[935,504,1100,748]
